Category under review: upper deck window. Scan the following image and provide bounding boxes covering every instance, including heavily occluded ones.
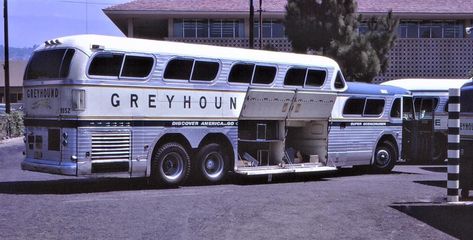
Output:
[163,58,193,80]
[25,49,75,80]
[88,53,124,77]
[252,66,276,84]
[305,69,326,87]
[88,53,154,79]
[121,55,154,78]
[334,71,346,89]
[284,68,306,86]
[228,63,254,84]
[191,61,219,81]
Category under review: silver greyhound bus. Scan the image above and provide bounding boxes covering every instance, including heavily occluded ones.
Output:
[382,79,472,163]
[329,82,411,172]
[22,34,401,186]
[21,34,349,186]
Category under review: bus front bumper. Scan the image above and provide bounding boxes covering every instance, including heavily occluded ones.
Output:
[21,158,77,176]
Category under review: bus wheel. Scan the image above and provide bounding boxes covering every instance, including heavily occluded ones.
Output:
[151,142,190,187]
[195,143,227,183]
[372,141,396,173]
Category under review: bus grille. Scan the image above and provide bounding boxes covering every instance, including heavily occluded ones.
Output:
[91,132,131,162]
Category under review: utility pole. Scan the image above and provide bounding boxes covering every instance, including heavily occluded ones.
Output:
[249,0,254,49]
[3,0,10,114]
[258,0,263,49]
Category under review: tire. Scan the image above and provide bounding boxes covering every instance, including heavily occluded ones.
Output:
[194,143,228,183]
[432,135,446,163]
[151,142,190,187]
[372,141,397,173]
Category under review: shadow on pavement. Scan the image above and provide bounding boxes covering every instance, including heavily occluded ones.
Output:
[391,204,473,240]
[0,178,155,195]
[420,166,447,173]
[0,168,408,194]
[414,180,446,188]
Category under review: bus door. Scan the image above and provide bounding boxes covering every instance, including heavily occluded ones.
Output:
[403,97,436,162]
[401,96,415,161]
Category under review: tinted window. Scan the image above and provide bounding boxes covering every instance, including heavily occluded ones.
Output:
[191,61,219,81]
[88,53,124,77]
[418,98,435,119]
[403,97,415,120]
[253,65,276,84]
[228,63,254,83]
[343,98,365,115]
[414,97,438,119]
[26,49,75,80]
[121,56,154,78]
[164,59,193,80]
[390,98,401,118]
[305,69,326,87]
[60,49,75,78]
[364,99,385,116]
[284,68,306,86]
[334,71,346,89]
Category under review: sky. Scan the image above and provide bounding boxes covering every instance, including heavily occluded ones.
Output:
[0,0,129,47]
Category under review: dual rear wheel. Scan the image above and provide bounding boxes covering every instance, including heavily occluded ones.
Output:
[150,142,228,187]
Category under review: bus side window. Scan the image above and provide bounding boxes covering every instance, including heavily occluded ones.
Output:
[364,99,385,116]
[228,63,255,84]
[403,97,415,120]
[343,98,365,115]
[414,97,438,119]
[88,53,124,77]
[334,71,346,89]
[164,58,193,80]
[252,65,276,84]
[284,68,306,86]
[191,61,219,81]
[121,55,154,78]
[305,69,326,87]
[390,98,401,118]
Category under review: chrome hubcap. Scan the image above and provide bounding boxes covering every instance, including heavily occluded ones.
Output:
[376,149,390,167]
[203,152,224,178]
[161,152,183,180]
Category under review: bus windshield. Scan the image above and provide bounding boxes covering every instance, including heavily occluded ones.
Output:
[25,48,75,80]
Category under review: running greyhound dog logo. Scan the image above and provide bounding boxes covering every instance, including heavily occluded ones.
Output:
[31,99,52,110]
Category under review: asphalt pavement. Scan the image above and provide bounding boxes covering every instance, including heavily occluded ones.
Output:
[0,138,471,240]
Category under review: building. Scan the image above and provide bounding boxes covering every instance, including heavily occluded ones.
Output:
[103,0,473,83]
[0,61,27,103]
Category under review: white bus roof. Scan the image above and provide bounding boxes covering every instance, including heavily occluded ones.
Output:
[381,78,472,92]
[39,34,340,70]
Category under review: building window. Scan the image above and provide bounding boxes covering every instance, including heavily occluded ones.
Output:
[397,21,464,38]
[254,19,285,38]
[173,19,243,38]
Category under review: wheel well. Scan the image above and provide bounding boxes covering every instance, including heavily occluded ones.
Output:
[198,133,235,167]
[377,134,398,157]
[153,133,193,157]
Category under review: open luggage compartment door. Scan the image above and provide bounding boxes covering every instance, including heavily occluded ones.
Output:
[239,88,295,120]
[287,91,337,120]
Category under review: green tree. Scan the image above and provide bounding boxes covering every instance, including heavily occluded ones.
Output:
[284,0,398,82]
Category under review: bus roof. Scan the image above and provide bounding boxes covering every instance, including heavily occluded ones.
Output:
[381,78,472,92]
[345,82,410,95]
[39,34,340,70]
